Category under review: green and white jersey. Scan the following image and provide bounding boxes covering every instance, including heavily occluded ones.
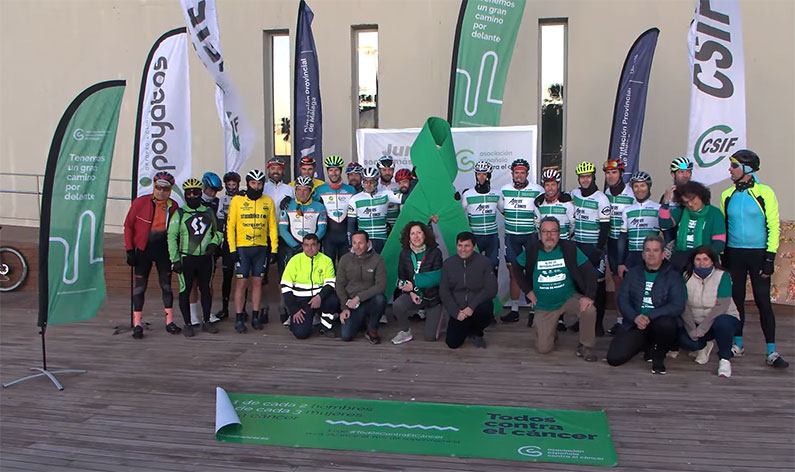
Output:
[378,180,401,227]
[570,188,611,244]
[534,198,576,240]
[606,185,636,240]
[347,189,402,240]
[621,200,662,252]
[499,182,544,235]
[461,188,500,235]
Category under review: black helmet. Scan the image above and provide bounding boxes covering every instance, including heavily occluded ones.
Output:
[730,150,760,172]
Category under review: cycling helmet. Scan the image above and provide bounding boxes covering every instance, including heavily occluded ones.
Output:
[323,155,345,169]
[474,160,493,174]
[575,161,596,175]
[730,150,760,172]
[603,159,625,171]
[377,155,394,169]
[362,167,380,179]
[299,156,316,167]
[395,168,413,182]
[267,157,285,168]
[670,156,694,172]
[201,172,222,191]
[541,168,562,183]
[295,176,314,188]
[510,159,529,171]
[246,169,266,182]
[629,171,653,187]
[153,171,175,187]
[222,171,240,183]
[345,162,363,175]
[182,178,203,191]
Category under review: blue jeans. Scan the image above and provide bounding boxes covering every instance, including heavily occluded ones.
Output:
[678,314,740,360]
[340,294,386,341]
[475,233,500,270]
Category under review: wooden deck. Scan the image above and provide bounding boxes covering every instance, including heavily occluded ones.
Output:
[1,288,793,471]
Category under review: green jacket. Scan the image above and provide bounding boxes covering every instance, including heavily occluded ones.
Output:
[167,205,222,262]
[720,182,780,254]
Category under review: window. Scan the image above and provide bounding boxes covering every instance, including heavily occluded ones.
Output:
[539,20,567,180]
[353,27,379,136]
[264,30,291,160]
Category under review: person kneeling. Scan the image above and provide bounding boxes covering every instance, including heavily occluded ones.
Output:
[512,217,599,360]
[337,231,387,343]
[607,236,685,374]
[281,234,340,339]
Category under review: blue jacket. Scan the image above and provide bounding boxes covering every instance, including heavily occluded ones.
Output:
[616,260,684,331]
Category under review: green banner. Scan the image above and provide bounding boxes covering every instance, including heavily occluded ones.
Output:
[42,81,126,326]
[216,389,617,466]
[449,0,526,127]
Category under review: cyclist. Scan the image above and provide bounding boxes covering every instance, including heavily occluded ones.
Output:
[290,155,325,191]
[227,169,279,333]
[347,166,403,253]
[346,162,364,193]
[279,176,328,264]
[376,155,401,233]
[460,160,501,273]
[618,171,661,275]
[498,158,544,324]
[570,162,611,335]
[315,155,356,264]
[394,168,416,198]
[212,171,240,322]
[168,178,223,337]
[661,157,694,243]
[123,171,180,339]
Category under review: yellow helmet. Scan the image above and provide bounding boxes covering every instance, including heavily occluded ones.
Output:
[575,162,596,175]
[182,178,203,191]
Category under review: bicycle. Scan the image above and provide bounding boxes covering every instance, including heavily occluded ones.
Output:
[0,227,29,292]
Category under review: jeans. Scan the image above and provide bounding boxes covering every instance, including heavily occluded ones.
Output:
[606,316,678,366]
[678,314,740,360]
[340,294,387,341]
[289,292,341,340]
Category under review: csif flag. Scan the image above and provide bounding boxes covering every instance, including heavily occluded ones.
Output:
[133,27,191,204]
[293,0,323,179]
[181,0,254,173]
[607,28,659,179]
[39,80,126,327]
[687,0,746,185]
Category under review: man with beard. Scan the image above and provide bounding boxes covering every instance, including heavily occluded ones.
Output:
[290,155,325,190]
[618,172,661,276]
[661,157,694,243]
[347,167,403,254]
[346,162,364,193]
[315,156,356,264]
[461,161,501,274]
[376,155,401,233]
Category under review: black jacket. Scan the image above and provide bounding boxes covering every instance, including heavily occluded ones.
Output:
[616,259,685,332]
[511,239,597,300]
[439,252,497,317]
[397,245,443,307]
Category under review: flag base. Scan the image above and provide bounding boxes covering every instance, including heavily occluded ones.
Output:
[2,367,87,391]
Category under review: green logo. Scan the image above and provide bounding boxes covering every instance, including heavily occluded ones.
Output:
[457,148,475,172]
[693,124,740,167]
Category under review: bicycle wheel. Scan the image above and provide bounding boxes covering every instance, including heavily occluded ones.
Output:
[0,247,28,292]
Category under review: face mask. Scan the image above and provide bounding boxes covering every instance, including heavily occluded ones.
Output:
[694,266,714,278]
[185,196,202,210]
[246,187,263,200]
[475,178,491,194]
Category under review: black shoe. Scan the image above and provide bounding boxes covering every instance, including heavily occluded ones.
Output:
[556,319,567,332]
[234,313,247,334]
[214,308,229,320]
[251,311,263,330]
[500,310,520,323]
[569,321,580,332]
[651,359,667,375]
[319,326,337,338]
[527,312,534,328]
[183,324,195,338]
[132,325,144,339]
[643,350,653,362]
[280,307,289,323]
[470,335,487,349]
[165,322,182,335]
[576,343,597,362]
[595,324,605,337]
[261,307,269,325]
[365,330,381,345]
[606,322,621,336]
[202,322,219,334]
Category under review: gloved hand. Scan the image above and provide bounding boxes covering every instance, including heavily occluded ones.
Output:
[126,249,136,267]
[269,252,278,266]
[205,243,219,256]
[280,196,292,210]
[453,191,461,201]
[171,261,183,273]
[761,252,776,276]
[231,251,239,264]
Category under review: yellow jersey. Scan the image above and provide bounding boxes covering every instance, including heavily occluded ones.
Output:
[226,194,278,252]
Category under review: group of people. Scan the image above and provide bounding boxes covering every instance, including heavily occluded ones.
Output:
[123,148,786,377]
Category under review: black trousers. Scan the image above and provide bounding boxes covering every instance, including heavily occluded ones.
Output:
[606,316,678,366]
[723,247,776,343]
[178,255,213,325]
[219,236,235,311]
[132,234,173,311]
[445,300,493,349]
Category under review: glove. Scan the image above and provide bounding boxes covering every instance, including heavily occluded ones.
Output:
[205,243,219,256]
[126,250,136,267]
[171,261,183,273]
[280,196,292,210]
[231,251,239,264]
[269,252,278,266]
[761,252,776,276]
[453,191,461,201]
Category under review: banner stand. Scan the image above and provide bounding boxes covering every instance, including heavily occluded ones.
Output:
[2,326,86,390]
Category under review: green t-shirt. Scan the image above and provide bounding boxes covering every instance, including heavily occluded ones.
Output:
[533,246,589,311]
[640,271,659,314]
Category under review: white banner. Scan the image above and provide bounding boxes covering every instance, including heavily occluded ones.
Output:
[181,0,255,173]
[687,0,746,185]
[136,30,191,204]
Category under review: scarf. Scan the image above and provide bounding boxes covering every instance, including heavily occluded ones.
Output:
[579,178,598,197]
[410,243,427,254]
[676,204,710,251]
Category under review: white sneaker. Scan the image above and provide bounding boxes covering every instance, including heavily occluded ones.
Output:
[379,314,388,325]
[718,359,732,378]
[695,340,715,365]
[391,329,413,345]
[417,309,426,320]
[282,316,291,327]
[731,344,745,357]
[666,350,680,359]
[190,310,201,326]
[208,314,221,324]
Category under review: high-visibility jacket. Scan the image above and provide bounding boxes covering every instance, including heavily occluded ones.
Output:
[280,251,336,299]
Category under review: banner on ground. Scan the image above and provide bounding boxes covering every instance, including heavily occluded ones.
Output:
[133,28,191,204]
[447,0,526,127]
[39,80,126,327]
[607,28,659,180]
[216,389,617,466]
[181,0,254,173]
[687,0,746,185]
[293,0,324,179]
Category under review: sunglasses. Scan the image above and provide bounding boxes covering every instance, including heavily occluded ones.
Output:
[603,161,622,169]
[154,185,171,191]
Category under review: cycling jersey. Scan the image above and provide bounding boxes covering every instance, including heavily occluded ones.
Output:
[315,182,355,224]
[279,199,327,248]
[620,200,661,252]
[167,205,222,261]
[347,189,403,240]
[226,194,278,253]
[499,182,544,234]
[263,180,295,210]
[606,185,636,239]
[461,188,500,235]
[721,182,780,252]
[378,180,401,228]
[534,196,576,240]
[570,188,611,244]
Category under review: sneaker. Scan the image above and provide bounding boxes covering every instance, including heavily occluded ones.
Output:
[202,322,219,334]
[718,359,732,378]
[379,314,388,325]
[209,314,222,324]
[190,310,201,327]
[470,335,487,349]
[279,307,289,323]
[417,309,426,320]
[666,350,679,359]
[526,312,534,328]
[695,341,714,365]
[606,322,621,336]
[731,344,745,357]
[391,329,413,345]
[569,321,580,332]
[365,330,381,345]
[234,313,247,334]
[132,325,144,339]
[282,316,291,327]
[182,324,195,338]
[214,308,228,320]
[576,343,598,362]
[165,322,182,335]
[643,350,653,362]
[319,327,337,338]
[556,318,567,332]
[500,310,520,323]
[651,359,666,375]
[766,352,790,368]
